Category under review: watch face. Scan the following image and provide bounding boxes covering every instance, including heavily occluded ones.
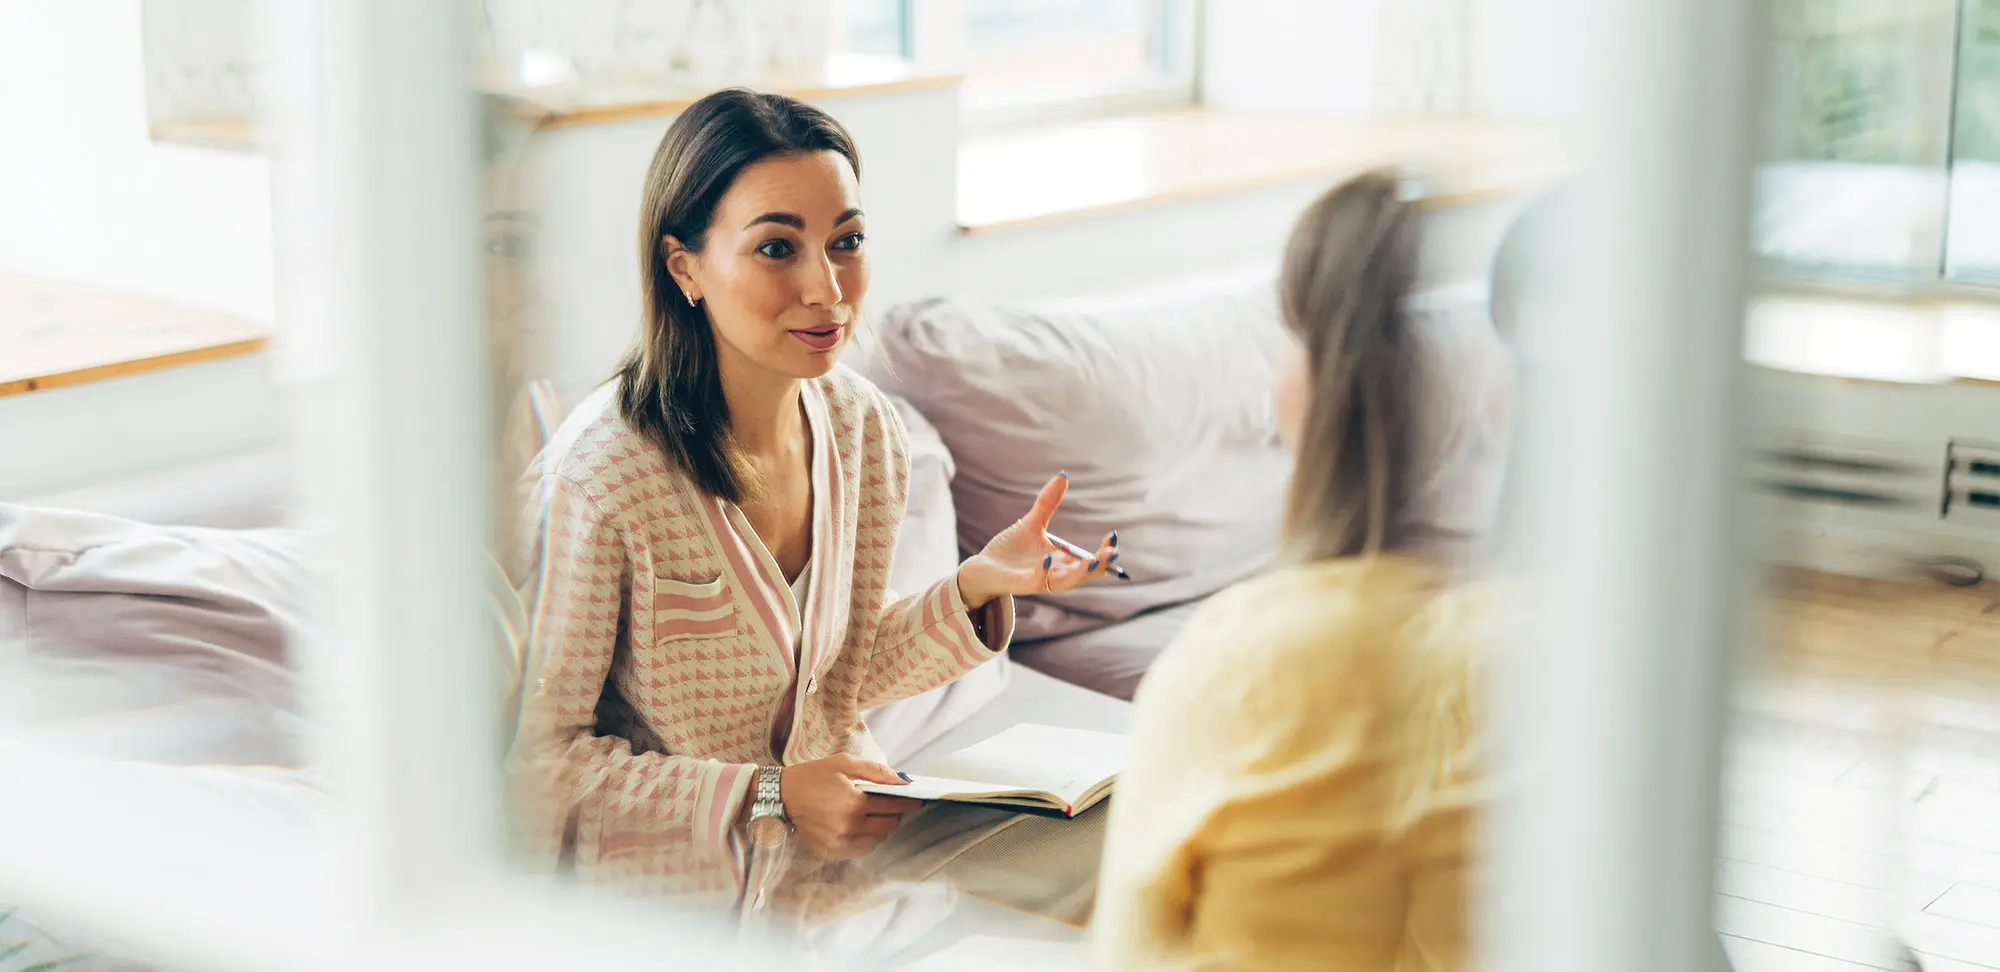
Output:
[747,814,791,847]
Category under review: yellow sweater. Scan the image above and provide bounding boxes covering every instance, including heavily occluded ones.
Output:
[1091,556,1482,972]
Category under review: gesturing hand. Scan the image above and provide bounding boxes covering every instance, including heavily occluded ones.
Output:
[780,755,922,862]
[955,472,1118,610]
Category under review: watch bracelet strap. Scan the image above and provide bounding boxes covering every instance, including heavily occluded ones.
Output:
[753,764,786,819]
[742,765,792,916]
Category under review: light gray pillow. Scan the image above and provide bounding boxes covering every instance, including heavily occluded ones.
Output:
[0,503,316,766]
[871,285,1295,655]
[0,503,530,767]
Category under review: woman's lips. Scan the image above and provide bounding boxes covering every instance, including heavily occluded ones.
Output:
[789,324,843,351]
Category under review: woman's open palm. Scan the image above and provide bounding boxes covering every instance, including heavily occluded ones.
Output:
[955,474,1117,608]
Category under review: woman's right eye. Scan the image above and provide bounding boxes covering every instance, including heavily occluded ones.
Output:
[757,239,794,259]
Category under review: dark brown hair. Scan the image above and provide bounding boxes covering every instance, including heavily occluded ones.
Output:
[614,88,860,503]
[1278,170,1430,562]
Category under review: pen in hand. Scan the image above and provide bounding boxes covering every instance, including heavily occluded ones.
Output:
[1047,532,1131,581]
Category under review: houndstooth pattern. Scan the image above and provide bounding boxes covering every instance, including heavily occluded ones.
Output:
[506,366,1012,911]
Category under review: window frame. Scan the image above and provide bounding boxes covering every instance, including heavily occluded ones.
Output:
[889,0,1204,131]
[1758,0,2000,291]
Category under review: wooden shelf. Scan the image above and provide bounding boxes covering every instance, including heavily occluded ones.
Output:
[149,55,959,152]
[148,117,259,153]
[955,111,1569,234]
[0,275,271,398]
[1745,293,2000,386]
[522,54,958,130]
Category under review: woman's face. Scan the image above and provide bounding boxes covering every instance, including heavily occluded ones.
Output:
[666,150,869,381]
[1273,333,1309,455]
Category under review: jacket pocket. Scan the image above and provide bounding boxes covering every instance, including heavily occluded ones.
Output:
[652,574,738,638]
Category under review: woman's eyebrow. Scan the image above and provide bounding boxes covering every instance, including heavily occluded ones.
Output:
[745,212,805,230]
[742,209,864,231]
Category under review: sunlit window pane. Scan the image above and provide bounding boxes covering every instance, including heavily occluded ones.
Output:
[840,0,908,58]
[1757,0,1956,280]
[1948,0,2000,280]
[962,0,1169,102]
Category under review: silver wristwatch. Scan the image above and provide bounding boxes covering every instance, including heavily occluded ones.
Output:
[747,765,789,847]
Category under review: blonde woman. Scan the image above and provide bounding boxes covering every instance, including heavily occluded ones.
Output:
[1091,171,1514,971]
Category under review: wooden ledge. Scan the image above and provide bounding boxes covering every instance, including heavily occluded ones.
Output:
[148,118,259,153]
[523,55,959,130]
[1747,293,2000,386]
[0,275,271,398]
[956,111,1569,234]
[150,55,958,152]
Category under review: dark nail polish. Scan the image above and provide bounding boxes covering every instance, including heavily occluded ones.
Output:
[1110,530,1120,546]
[1043,554,1053,570]
[898,771,913,782]
[1110,551,1121,563]
[1056,470,1069,479]
[1089,559,1100,571]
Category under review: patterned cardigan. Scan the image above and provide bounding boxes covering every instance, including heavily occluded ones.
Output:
[505,367,1013,907]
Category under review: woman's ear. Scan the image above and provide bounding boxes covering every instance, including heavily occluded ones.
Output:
[662,234,700,303]
[1273,335,1309,453]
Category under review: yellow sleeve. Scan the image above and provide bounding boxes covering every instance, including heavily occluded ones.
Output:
[1091,591,1426,972]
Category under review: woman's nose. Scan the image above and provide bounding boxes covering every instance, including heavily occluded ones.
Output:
[799,253,843,307]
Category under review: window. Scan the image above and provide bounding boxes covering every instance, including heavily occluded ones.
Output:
[838,0,1199,123]
[841,0,912,58]
[1948,0,2000,280]
[1757,0,2000,287]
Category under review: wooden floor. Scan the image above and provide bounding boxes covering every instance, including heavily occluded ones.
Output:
[1724,570,2000,971]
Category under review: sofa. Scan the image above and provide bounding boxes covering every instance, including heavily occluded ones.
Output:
[0,266,1500,965]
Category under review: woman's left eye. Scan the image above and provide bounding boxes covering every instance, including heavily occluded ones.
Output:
[757,239,794,259]
[831,232,866,252]
[486,232,528,258]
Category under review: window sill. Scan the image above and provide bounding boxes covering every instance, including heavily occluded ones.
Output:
[1747,292,2000,386]
[955,110,1569,235]
[149,55,960,153]
[0,275,271,399]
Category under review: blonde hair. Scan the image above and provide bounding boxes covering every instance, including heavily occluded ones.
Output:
[1277,171,1431,563]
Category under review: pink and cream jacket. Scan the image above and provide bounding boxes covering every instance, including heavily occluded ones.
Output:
[505,366,1012,907]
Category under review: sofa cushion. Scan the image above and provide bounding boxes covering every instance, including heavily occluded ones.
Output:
[0,504,526,765]
[869,280,1295,646]
[1007,600,1208,701]
[0,503,315,766]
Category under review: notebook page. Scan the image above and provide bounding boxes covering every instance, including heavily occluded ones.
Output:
[922,725,1126,806]
[859,774,1027,802]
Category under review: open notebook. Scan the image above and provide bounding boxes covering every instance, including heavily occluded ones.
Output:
[858,724,1126,818]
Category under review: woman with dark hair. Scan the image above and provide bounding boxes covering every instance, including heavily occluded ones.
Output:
[506,89,1115,912]
[1090,171,1513,971]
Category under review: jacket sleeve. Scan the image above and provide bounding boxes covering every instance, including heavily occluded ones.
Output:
[845,393,1013,712]
[506,474,757,874]
[857,579,1014,711]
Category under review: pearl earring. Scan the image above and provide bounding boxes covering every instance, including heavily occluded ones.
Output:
[685,292,697,306]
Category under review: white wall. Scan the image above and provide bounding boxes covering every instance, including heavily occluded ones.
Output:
[1464,0,1591,122]
[1201,0,1382,116]
[0,0,281,500]
[1751,367,2000,575]
[0,0,275,321]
